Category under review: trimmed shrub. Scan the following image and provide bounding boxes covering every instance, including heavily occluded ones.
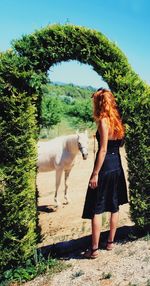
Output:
[0,52,46,273]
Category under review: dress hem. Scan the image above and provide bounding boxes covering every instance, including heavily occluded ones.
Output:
[82,202,129,220]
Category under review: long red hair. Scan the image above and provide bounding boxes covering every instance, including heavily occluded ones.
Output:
[92,88,125,139]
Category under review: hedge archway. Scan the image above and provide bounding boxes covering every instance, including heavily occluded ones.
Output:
[0,24,149,272]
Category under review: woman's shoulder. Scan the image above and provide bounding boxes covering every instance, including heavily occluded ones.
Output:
[97,117,109,131]
[99,117,108,125]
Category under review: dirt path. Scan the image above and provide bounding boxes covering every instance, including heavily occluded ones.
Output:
[37,138,132,248]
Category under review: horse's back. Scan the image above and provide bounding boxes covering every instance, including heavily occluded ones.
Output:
[37,137,65,172]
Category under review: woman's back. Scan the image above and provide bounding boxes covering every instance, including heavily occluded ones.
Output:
[96,130,123,155]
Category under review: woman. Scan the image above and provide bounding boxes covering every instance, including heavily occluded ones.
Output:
[82,88,128,259]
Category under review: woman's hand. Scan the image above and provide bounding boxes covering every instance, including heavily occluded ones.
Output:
[89,173,98,189]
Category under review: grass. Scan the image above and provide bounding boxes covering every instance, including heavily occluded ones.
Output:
[147,279,150,286]
[0,252,70,286]
[39,117,95,140]
[71,270,84,279]
[81,221,86,233]
[142,232,150,241]
[101,272,112,279]
[39,118,76,139]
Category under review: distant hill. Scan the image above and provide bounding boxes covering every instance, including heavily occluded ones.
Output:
[51,81,97,90]
[47,82,96,99]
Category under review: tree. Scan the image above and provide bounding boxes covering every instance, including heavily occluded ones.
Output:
[40,95,62,128]
[67,98,93,127]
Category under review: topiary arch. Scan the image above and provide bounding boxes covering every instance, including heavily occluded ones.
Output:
[0,24,149,272]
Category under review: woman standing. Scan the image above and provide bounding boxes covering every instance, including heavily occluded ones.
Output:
[82,88,128,259]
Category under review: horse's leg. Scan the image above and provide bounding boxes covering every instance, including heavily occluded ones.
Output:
[54,168,63,207]
[64,169,71,204]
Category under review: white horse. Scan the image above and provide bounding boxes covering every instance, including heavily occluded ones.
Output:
[37,131,88,206]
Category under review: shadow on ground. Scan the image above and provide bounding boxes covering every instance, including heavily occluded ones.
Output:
[37,205,57,213]
[38,225,147,259]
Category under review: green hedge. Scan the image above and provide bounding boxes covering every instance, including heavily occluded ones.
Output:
[0,52,46,274]
[0,24,149,274]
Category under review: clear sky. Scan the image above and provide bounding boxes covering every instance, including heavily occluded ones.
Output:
[0,0,150,88]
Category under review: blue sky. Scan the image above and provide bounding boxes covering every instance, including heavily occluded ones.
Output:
[0,0,150,88]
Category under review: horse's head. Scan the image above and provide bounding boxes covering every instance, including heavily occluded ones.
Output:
[77,130,88,160]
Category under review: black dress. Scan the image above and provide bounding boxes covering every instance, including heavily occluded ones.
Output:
[82,130,128,219]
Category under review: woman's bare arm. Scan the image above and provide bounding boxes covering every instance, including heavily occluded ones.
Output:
[89,118,108,189]
[92,118,108,174]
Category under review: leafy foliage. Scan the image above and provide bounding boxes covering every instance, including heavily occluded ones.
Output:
[0,52,40,274]
[41,83,94,130]
[40,94,63,128]
[1,251,68,285]
[0,24,149,278]
[66,97,93,128]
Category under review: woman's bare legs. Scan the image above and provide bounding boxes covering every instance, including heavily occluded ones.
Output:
[107,211,119,249]
[92,212,118,248]
[91,214,101,253]
[84,214,101,258]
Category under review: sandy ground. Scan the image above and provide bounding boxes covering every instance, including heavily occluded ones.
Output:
[37,138,132,248]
